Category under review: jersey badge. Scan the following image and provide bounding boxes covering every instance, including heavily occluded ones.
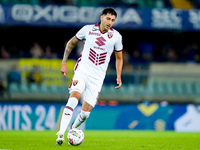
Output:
[107,32,113,39]
[73,80,78,86]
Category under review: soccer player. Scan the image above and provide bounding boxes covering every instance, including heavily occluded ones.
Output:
[56,7,123,145]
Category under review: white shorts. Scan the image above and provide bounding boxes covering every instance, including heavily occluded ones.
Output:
[68,71,103,107]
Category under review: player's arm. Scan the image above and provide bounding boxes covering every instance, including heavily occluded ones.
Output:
[61,36,79,77]
[114,51,123,89]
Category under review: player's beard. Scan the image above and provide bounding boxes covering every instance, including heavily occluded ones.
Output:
[103,23,111,32]
[106,24,111,30]
[100,22,111,32]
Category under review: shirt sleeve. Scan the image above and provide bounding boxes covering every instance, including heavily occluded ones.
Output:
[114,33,123,52]
[75,25,88,41]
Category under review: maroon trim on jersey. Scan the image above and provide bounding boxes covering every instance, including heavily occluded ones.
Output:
[94,22,99,27]
[114,49,123,52]
[68,73,75,88]
[65,106,73,112]
[75,35,81,41]
[74,57,81,71]
[69,83,72,88]
[68,83,72,88]
[110,50,114,57]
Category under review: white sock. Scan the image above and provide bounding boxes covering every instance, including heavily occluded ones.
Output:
[72,110,90,128]
[59,97,78,134]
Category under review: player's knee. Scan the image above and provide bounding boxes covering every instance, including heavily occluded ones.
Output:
[70,91,81,100]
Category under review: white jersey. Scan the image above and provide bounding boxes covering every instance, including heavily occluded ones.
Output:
[74,23,123,81]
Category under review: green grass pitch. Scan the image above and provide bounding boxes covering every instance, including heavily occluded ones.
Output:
[0,130,200,150]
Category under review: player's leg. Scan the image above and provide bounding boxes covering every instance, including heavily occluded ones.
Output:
[72,77,102,129]
[58,91,81,133]
[72,101,93,128]
[56,91,80,145]
[56,72,86,145]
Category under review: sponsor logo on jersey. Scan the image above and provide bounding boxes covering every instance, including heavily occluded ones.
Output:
[89,31,101,36]
[95,37,106,46]
[73,80,78,86]
[93,46,105,51]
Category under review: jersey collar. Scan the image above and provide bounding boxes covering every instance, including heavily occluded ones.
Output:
[93,22,114,34]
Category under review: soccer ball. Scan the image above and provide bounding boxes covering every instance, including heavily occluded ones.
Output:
[67,128,84,146]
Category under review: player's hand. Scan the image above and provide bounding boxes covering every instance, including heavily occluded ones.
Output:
[61,62,68,78]
[115,77,122,89]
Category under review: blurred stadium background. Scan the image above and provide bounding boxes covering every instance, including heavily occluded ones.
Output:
[0,0,200,132]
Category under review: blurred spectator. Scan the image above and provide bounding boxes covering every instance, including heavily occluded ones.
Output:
[184,42,200,63]
[0,76,9,98]
[30,42,44,58]
[43,45,58,59]
[123,50,133,71]
[161,44,178,62]
[27,65,42,85]
[0,45,10,59]
[138,42,154,62]
[166,48,178,62]
[131,49,142,63]
[7,64,21,88]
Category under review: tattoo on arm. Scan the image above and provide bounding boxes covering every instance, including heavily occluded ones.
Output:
[62,36,78,62]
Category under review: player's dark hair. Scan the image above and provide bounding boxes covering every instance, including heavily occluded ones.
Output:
[101,7,117,18]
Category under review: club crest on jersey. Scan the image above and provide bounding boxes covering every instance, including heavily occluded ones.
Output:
[107,32,113,39]
[73,80,78,86]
